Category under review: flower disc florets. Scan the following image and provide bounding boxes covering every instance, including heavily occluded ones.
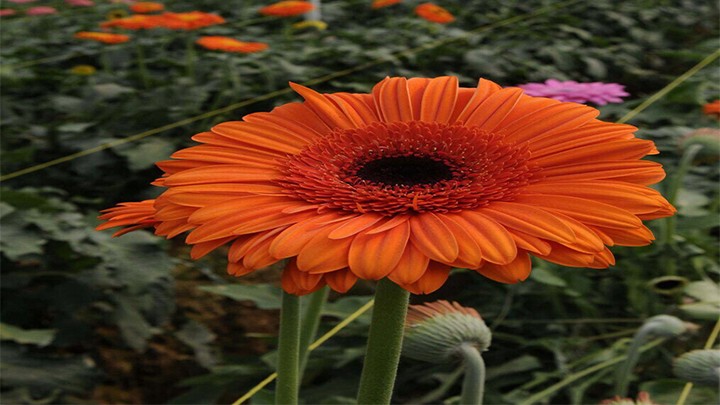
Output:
[279,121,538,215]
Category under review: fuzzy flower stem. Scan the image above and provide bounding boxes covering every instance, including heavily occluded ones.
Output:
[276,292,300,405]
[356,278,410,404]
[299,286,329,376]
[459,343,486,405]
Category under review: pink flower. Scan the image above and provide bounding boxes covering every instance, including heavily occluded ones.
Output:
[65,0,94,6]
[0,9,17,16]
[517,79,630,105]
[7,0,37,3]
[26,6,58,15]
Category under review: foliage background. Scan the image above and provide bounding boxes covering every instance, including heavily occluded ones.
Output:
[0,0,718,404]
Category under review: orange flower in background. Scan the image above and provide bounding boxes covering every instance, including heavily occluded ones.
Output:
[259,1,314,17]
[161,11,225,30]
[703,100,720,119]
[415,2,454,23]
[101,14,165,29]
[98,76,674,295]
[196,36,269,53]
[74,31,130,44]
[130,1,164,13]
[372,0,402,9]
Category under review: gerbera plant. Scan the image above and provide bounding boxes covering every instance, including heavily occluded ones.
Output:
[517,79,630,105]
[98,76,674,404]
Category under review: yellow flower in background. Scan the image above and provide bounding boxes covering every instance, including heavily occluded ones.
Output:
[106,9,128,20]
[292,20,327,30]
[70,65,97,75]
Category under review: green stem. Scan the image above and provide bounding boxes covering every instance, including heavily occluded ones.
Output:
[135,42,150,88]
[664,144,703,247]
[614,326,653,396]
[356,278,410,405]
[459,343,486,405]
[299,286,329,376]
[186,35,196,83]
[276,292,300,405]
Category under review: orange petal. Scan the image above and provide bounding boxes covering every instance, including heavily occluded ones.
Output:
[463,88,524,131]
[401,262,451,294]
[482,202,577,244]
[227,262,255,277]
[212,121,305,153]
[324,269,358,293]
[534,243,596,268]
[282,260,325,295]
[387,243,430,285]
[451,211,517,264]
[507,230,552,255]
[190,236,234,259]
[327,93,380,127]
[453,78,503,122]
[348,221,410,280]
[162,165,279,186]
[513,195,642,230]
[541,161,666,185]
[474,252,531,284]
[243,102,328,138]
[503,103,599,144]
[373,77,414,122]
[297,226,353,273]
[594,225,655,247]
[531,139,656,168]
[420,76,458,123]
[437,214,483,267]
[289,82,358,130]
[328,214,384,239]
[409,213,459,263]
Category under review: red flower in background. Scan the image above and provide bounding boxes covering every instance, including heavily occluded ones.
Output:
[259,1,314,17]
[415,3,454,24]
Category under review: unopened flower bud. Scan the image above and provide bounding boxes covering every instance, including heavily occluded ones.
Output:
[641,315,696,338]
[403,300,491,363]
[673,349,720,386]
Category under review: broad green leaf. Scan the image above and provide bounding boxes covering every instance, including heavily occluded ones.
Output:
[199,284,282,309]
[529,267,567,287]
[0,323,56,347]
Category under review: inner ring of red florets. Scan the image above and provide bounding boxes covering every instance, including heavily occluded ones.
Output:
[277,121,539,215]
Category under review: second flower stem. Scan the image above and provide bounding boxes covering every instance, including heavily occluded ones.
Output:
[356,278,410,405]
[276,292,300,405]
[299,286,329,376]
[458,343,486,405]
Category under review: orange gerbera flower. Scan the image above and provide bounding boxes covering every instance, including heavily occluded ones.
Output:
[259,1,314,17]
[703,100,720,119]
[160,11,225,30]
[415,2,454,23]
[372,0,402,9]
[100,14,165,29]
[98,77,675,295]
[74,31,130,44]
[130,1,164,13]
[196,36,269,53]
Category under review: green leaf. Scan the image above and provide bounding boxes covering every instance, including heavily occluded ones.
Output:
[92,83,135,100]
[114,138,176,171]
[0,323,56,347]
[198,284,282,309]
[176,320,217,369]
[529,267,567,287]
[684,280,720,302]
[640,379,718,405]
[57,122,95,133]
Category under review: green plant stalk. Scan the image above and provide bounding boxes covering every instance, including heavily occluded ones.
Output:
[276,292,300,405]
[518,339,664,405]
[356,278,410,405]
[135,42,150,88]
[614,326,655,397]
[299,286,329,376]
[459,343,486,405]
[664,144,703,247]
[185,35,196,82]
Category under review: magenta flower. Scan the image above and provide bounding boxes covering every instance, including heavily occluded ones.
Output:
[0,9,17,16]
[517,79,630,105]
[26,6,57,15]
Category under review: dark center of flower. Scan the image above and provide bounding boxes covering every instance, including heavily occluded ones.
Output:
[355,156,454,186]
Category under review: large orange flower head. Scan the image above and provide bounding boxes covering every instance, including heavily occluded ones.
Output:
[415,3,454,24]
[74,31,130,44]
[196,36,269,53]
[259,1,315,17]
[98,77,675,295]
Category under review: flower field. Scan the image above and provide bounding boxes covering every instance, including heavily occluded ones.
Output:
[1,1,718,404]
